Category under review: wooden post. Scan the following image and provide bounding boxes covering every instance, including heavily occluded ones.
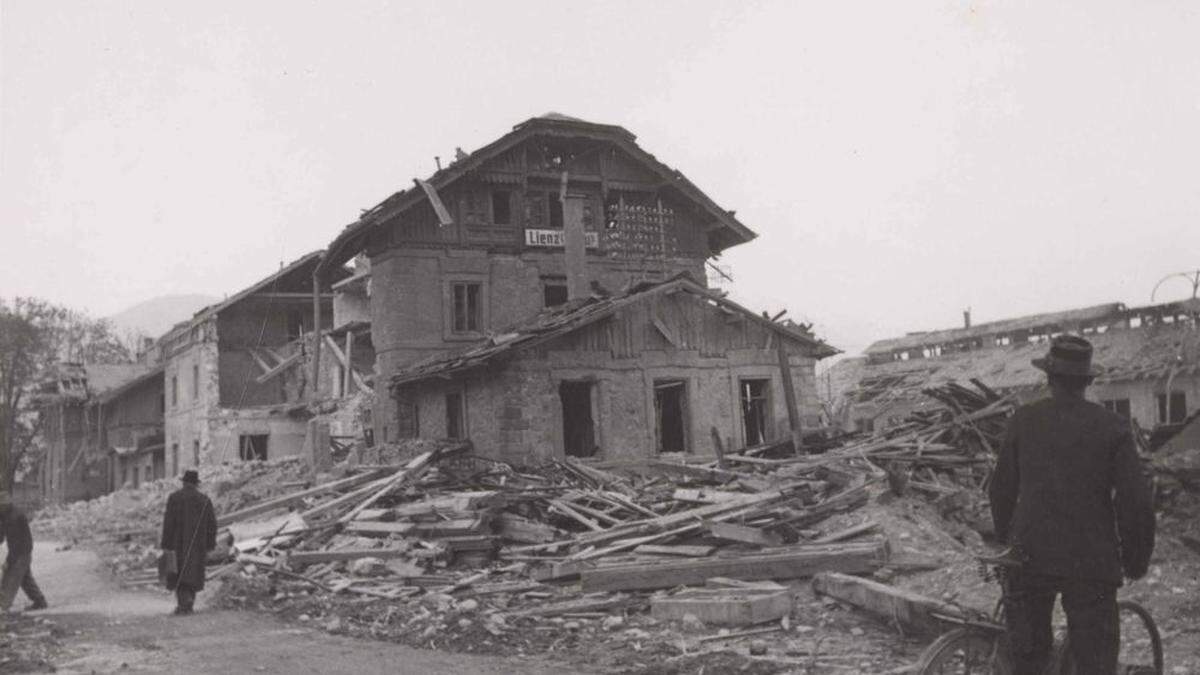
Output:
[775,337,804,453]
[343,332,354,395]
[710,426,728,469]
[310,269,322,401]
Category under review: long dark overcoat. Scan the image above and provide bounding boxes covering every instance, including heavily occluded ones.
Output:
[160,485,217,590]
[988,396,1155,583]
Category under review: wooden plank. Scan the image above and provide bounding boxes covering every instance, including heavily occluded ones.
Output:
[811,571,966,637]
[705,520,783,547]
[248,349,275,375]
[651,587,792,626]
[813,520,879,544]
[711,426,728,470]
[505,594,635,618]
[255,350,304,384]
[215,470,384,527]
[633,544,716,557]
[343,332,354,394]
[496,512,563,544]
[415,178,454,227]
[338,449,442,524]
[323,334,349,369]
[580,540,888,592]
[344,521,416,536]
[287,548,409,565]
[776,338,804,452]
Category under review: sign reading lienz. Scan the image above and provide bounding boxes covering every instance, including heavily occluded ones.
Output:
[524,229,600,249]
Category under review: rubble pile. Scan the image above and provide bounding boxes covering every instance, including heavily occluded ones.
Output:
[0,613,63,673]
[187,382,1008,671]
[35,458,311,573]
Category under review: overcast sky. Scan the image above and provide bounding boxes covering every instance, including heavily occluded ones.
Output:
[3,1,1198,355]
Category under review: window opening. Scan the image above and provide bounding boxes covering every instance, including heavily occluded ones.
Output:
[238,434,268,461]
[491,190,511,225]
[445,392,465,439]
[1102,399,1131,419]
[544,284,568,307]
[740,378,772,446]
[171,376,178,407]
[559,381,596,457]
[654,380,688,454]
[192,439,200,467]
[397,395,419,439]
[452,282,482,333]
[1157,392,1187,424]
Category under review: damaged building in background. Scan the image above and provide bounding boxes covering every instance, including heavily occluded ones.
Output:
[34,362,157,503]
[159,251,361,474]
[314,113,837,460]
[826,297,1200,437]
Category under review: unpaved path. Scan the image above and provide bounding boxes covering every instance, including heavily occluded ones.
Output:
[26,542,588,674]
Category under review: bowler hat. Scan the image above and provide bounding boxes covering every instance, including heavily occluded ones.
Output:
[1032,335,1100,378]
[181,470,201,485]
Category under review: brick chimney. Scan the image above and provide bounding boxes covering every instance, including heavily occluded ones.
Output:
[963,308,972,329]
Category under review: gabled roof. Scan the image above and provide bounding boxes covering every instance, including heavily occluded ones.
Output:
[321,114,757,271]
[391,275,838,388]
[38,362,157,403]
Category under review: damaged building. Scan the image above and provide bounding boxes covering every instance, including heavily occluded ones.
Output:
[160,252,357,473]
[34,362,158,503]
[826,297,1200,435]
[314,113,837,459]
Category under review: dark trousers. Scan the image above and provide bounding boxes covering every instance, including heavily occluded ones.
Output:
[1004,571,1119,675]
[0,554,47,611]
[175,581,197,611]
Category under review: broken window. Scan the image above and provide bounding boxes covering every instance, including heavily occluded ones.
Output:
[1102,399,1131,419]
[559,381,596,457]
[544,283,568,307]
[445,392,465,439]
[238,434,268,461]
[1157,392,1187,424]
[397,395,419,438]
[491,190,511,225]
[739,379,772,446]
[451,282,482,333]
[654,380,688,453]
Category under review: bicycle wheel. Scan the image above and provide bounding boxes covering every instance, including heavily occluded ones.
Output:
[1050,600,1163,675]
[916,628,1007,675]
[1117,600,1163,675]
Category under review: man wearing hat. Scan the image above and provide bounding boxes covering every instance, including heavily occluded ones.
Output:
[989,335,1156,675]
[0,491,48,613]
[160,469,217,615]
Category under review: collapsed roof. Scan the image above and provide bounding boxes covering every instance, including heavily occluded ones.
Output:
[391,275,838,389]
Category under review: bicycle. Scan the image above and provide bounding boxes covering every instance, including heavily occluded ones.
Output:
[915,549,1163,675]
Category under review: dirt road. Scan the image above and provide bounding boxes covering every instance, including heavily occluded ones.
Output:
[24,542,587,674]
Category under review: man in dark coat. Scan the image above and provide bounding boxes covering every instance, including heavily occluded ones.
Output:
[160,470,217,615]
[989,335,1155,675]
[0,492,48,613]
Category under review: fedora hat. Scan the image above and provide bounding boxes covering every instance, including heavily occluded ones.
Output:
[181,469,201,485]
[1032,334,1100,378]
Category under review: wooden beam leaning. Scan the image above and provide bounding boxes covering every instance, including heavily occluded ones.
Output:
[215,469,385,527]
[255,351,305,384]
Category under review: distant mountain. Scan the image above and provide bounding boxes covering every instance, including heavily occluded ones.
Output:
[107,294,218,340]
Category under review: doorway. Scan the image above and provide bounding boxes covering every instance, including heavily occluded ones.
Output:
[559,381,596,457]
[740,378,772,446]
[654,380,688,453]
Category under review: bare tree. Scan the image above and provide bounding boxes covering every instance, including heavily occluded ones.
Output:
[0,298,132,489]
